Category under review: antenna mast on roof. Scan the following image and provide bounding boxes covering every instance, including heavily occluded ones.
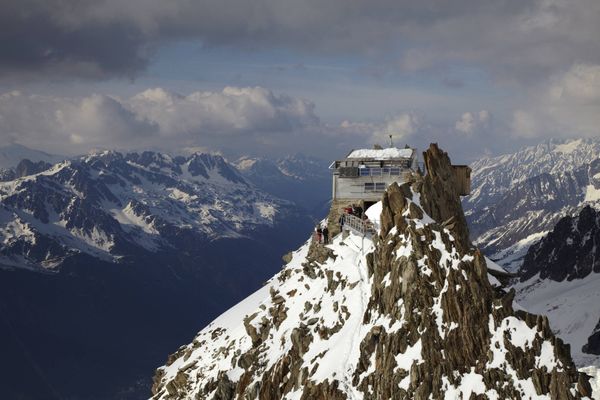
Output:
[389,134,393,148]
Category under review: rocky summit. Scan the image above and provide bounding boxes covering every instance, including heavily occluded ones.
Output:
[151,144,592,400]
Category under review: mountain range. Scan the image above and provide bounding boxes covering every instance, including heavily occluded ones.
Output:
[0,150,306,270]
[464,138,600,272]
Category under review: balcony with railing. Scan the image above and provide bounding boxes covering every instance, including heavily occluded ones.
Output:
[341,213,377,236]
[358,167,403,177]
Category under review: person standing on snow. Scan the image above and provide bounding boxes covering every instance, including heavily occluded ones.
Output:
[322,226,329,244]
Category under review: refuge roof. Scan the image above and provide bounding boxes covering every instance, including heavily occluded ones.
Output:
[346,147,413,160]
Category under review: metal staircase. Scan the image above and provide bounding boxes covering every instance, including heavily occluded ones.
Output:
[341,213,376,236]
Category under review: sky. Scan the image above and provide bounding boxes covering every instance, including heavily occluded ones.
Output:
[1,0,599,163]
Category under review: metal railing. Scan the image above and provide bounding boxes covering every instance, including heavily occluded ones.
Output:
[359,167,404,177]
[341,213,377,236]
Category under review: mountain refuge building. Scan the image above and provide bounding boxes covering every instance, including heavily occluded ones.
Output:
[326,146,471,236]
[330,146,471,203]
[329,147,418,205]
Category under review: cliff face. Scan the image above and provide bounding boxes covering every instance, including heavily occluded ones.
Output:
[151,144,592,400]
[513,205,600,367]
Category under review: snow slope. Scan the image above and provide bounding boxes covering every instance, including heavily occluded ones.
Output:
[514,272,600,367]
[155,232,375,398]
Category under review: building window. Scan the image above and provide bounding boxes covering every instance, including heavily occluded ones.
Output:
[364,182,387,192]
[357,166,405,177]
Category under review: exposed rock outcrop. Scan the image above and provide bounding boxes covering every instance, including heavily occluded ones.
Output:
[583,319,600,355]
[151,144,592,400]
[520,205,600,282]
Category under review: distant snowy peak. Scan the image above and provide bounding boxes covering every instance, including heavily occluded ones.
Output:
[235,153,329,182]
[464,138,600,270]
[471,137,600,183]
[467,138,600,209]
[0,151,297,271]
[0,143,63,169]
[87,150,249,186]
[234,156,286,179]
[276,153,330,180]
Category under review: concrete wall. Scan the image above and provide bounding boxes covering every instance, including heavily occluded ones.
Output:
[332,172,411,200]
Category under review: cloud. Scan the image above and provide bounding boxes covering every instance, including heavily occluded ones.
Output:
[548,63,600,104]
[2,0,599,82]
[339,113,419,146]
[59,94,158,145]
[0,87,319,154]
[455,110,490,135]
[129,86,318,136]
[510,63,600,138]
[511,110,539,138]
[442,77,465,89]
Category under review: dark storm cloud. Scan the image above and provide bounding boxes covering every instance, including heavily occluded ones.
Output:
[0,1,152,79]
[2,0,599,81]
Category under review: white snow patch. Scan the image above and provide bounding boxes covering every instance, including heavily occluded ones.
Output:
[255,202,277,220]
[553,139,582,154]
[536,341,557,369]
[584,184,600,202]
[110,203,159,235]
[347,148,413,160]
[394,338,423,373]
